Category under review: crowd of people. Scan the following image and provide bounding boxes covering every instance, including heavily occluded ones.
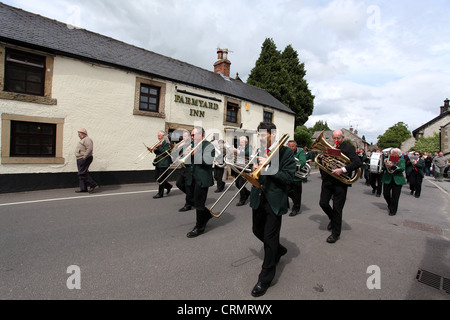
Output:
[74,125,448,298]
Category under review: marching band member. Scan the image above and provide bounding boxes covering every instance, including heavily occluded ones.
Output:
[150,131,173,199]
[381,148,406,215]
[249,122,296,297]
[319,130,361,243]
[213,139,226,193]
[175,130,195,212]
[233,136,252,206]
[369,148,384,197]
[186,127,215,238]
[407,151,425,198]
[287,140,306,216]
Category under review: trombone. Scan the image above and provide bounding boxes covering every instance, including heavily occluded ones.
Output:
[157,133,212,185]
[209,133,290,218]
[144,139,173,165]
[209,153,259,218]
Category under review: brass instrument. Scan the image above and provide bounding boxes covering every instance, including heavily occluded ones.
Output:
[209,152,259,218]
[295,162,311,179]
[157,133,212,185]
[311,132,361,185]
[145,138,173,166]
[210,133,290,218]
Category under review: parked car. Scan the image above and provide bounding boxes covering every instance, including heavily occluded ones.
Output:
[444,164,450,178]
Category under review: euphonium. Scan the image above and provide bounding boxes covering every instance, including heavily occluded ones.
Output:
[311,132,361,185]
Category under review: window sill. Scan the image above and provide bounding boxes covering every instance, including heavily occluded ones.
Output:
[2,157,65,165]
[133,110,166,118]
[0,91,57,105]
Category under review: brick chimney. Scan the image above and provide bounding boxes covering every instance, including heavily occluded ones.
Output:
[441,98,450,115]
[214,48,231,78]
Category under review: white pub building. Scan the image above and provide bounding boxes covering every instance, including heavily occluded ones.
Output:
[0,3,295,193]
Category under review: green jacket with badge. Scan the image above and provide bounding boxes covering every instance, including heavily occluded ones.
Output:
[154,140,172,168]
[249,146,296,216]
[381,158,407,185]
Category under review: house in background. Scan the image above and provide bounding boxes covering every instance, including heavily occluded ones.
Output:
[0,3,295,193]
[402,99,450,155]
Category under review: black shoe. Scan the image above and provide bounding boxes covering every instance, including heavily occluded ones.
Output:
[326,234,340,243]
[153,193,163,199]
[327,222,332,231]
[178,205,193,212]
[236,200,246,206]
[187,227,205,238]
[389,212,396,216]
[410,190,414,195]
[276,245,287,263]
[166,185,172,195]
[372,189,376,194]
[214,188,224,193]
[376,194,381,197]
[75,190,88,193]
[251,282,270,297]
[289,210,298,217]
[415,195,420,198]
[88,185,98,193]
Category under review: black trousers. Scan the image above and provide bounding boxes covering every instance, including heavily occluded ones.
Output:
[288,180,302,211]
[409,171,423,197]
[213,166,225,190]
[77,157,97,191]
[252,196,283,285]
[383,181,402,214]
[369,172,383,195]
[319,179,348,236]
[235,175,250,201]
[187,178,211,229]
[176,167,194,206]
[155,166,172,196]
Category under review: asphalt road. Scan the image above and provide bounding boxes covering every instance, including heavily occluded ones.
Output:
[0,170,449,300]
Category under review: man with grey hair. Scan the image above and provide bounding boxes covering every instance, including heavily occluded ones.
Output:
[432,151,448,182]
[319,129,361,243]
[381,148,406,215]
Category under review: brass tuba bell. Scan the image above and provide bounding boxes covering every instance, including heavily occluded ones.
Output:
[311,132,361,185]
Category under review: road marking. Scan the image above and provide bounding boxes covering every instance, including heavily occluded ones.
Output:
[0,189,160,208]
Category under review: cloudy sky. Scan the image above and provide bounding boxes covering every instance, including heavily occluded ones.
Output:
[4,0,450,144]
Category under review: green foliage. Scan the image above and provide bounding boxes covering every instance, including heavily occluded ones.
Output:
[247,38,315,127]
[294,125,312,148]
[309,120,330,134]
[377,122,411,149]
[413,132,440,154]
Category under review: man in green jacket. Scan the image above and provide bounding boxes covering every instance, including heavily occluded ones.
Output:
[186,127,215,238]
[152,131,173,199]
[381,148,407,215]
[287,140,307,216]
[249,122,296,298]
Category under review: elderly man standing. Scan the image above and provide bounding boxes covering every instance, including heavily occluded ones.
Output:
[433,152,448,182]
[75,128,98,193]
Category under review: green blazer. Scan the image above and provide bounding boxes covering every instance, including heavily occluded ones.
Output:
[154,140,172,168]
[381,158,407,185]
[187,140,215,188]
[293,148,307,182]
[250,146,296,216]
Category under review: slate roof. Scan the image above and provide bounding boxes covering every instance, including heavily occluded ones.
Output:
[412,110,450,137]
[0,2,294,115]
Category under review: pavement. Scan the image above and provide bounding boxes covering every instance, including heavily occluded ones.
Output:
[0,169,449,301]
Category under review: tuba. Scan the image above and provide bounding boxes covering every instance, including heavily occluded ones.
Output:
[311,132,361,185]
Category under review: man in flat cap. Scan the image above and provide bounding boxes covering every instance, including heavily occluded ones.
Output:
[75,128,99,193]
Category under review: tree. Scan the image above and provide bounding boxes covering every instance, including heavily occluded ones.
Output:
[413,132,440,154]
[309,120,330,134]
[294,126,312,148]
[377,122,411,149]
[247,38,315,127]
